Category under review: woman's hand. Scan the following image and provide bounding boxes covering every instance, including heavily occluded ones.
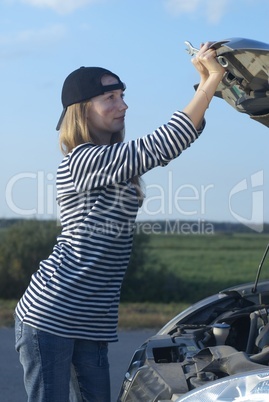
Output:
[183,42,226,128]
[192,42,225,81]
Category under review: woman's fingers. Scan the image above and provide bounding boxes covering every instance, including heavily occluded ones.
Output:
[193,48,225,75]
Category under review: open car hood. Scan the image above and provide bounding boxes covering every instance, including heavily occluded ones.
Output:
[185,37,269,128]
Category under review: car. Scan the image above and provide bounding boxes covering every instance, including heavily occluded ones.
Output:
[185,37,269,128]
[117,243,269,401]
[117,38,269,402]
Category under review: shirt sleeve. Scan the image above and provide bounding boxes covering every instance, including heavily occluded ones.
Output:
[68,111,204,192]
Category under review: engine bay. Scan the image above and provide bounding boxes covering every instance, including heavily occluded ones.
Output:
[119,293,269,401]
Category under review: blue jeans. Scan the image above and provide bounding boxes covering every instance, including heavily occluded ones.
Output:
[15,316,111,402]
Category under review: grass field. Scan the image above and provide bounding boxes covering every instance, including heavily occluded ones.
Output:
[1,232,268,329]
[147,232,269,284]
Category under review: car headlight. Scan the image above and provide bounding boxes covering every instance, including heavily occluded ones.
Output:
[175,370,269,402]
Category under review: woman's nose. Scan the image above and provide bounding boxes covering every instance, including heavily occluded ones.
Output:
[119,98,128,111]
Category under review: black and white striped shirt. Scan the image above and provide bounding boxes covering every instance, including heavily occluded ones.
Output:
[16,111,203,341]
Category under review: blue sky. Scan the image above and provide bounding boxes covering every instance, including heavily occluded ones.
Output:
[1,0,269,231]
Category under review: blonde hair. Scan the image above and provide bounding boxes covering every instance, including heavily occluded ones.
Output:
[59,101,144,205]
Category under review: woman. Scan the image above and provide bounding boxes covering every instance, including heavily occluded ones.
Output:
[15,43,225,402]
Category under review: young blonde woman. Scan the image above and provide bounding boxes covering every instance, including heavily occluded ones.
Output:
[15,42,225,402]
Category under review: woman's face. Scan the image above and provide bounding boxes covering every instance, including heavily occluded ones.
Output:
[86,74,128,145]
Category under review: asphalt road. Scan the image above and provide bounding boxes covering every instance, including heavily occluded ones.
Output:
[0,327,155,402]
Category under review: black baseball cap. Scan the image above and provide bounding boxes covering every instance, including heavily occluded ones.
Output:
[56,66,125,130]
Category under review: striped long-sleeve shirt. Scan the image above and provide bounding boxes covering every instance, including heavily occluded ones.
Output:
[15,111,203,341]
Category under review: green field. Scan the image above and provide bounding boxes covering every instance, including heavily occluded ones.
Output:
[143,232,269,302]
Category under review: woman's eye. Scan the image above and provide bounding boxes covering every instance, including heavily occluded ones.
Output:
[106,92,125,101]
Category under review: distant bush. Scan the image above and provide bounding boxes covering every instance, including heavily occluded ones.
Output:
[0,220,60,298]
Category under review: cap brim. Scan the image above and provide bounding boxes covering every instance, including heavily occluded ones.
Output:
[56,108,67,131]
